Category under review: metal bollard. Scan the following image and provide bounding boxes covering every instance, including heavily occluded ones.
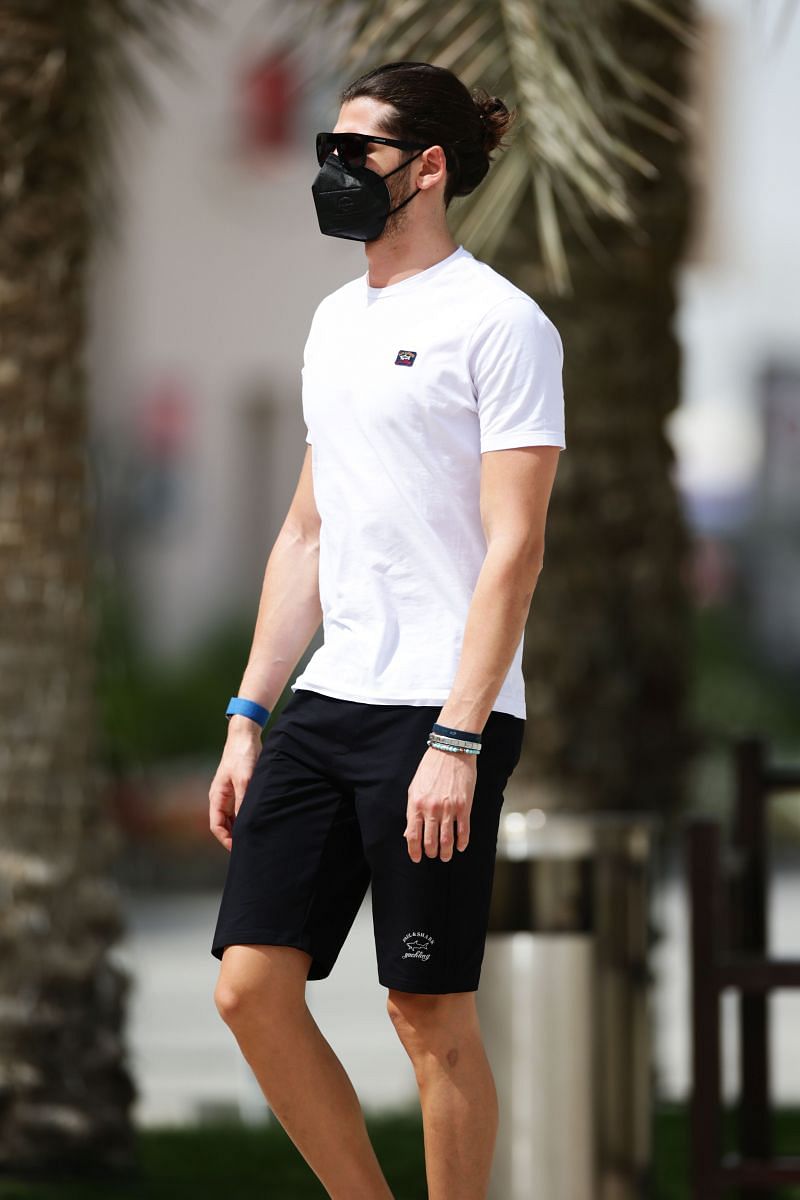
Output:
[478,811,659,1200]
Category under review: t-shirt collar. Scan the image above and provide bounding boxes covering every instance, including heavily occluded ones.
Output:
[364,244,468,299]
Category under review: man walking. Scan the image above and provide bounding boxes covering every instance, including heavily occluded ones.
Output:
[209,60,566,1200]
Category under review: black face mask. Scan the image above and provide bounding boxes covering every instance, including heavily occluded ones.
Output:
[311,149,426,242]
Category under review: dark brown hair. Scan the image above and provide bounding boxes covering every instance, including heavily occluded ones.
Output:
[339,61,517,207]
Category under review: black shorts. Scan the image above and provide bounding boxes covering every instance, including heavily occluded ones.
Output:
[210,688,525,994]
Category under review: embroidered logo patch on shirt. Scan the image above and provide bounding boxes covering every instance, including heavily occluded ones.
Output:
[394,349,417,366]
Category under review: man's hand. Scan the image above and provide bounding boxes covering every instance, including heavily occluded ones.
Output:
[209,718,263,851]
[404,746,478,863]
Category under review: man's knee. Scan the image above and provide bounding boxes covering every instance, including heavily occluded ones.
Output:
[214,943,311,1024]
[385,988,477,1058]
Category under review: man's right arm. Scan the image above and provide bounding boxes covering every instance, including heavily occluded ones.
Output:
[230,444,322,730]
[210,445,321,848]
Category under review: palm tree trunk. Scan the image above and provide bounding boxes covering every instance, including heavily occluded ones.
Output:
[510,0,696,817]
[0,4,136,1172]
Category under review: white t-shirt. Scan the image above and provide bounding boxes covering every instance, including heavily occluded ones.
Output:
[290,243,566,720]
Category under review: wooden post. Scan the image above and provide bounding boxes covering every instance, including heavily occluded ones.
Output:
[688,820,723,1200]
[733,737,773,1200]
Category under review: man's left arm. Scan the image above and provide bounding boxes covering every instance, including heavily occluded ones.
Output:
[404,443,561,862]
[436,443,561,733]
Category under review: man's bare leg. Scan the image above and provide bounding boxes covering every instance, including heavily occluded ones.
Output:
[214,944,393,1200]
[387,989,498,1200]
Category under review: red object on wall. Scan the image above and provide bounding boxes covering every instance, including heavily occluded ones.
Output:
[138,376,191,460]
[240,47,295,150]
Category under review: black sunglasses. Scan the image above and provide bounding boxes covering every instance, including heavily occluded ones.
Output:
[316,131,431,170]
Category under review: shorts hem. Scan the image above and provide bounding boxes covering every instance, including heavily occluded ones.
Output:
[211,929,333,978]
[378,974,480,995]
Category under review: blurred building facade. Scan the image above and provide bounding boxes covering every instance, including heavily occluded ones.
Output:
[670,0,800,666]
[88,0,363,662]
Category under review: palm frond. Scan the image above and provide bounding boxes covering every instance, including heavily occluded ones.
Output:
[625,0,699,47]
[286,0,698,294]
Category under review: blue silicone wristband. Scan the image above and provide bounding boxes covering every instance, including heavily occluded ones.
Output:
[225,696,270,727]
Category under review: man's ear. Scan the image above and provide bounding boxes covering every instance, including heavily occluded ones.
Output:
[419,144,448,190]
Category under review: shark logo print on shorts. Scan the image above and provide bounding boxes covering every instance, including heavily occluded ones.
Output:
[402,931,434,961]
[394,349,417,366]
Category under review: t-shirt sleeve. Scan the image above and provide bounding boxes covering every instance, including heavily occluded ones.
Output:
[468,295,566,453]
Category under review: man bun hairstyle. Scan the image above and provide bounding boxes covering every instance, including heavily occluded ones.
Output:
[472,88,515,157]
[339,62,517,208]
